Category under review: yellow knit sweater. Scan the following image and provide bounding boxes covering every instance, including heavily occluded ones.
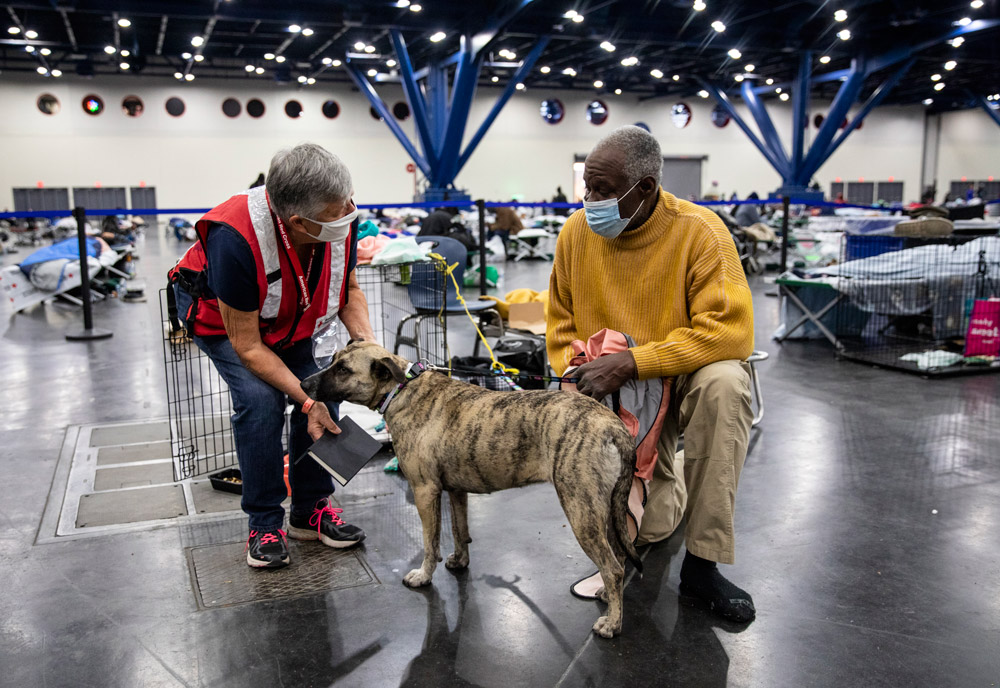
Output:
[547,189,754,379]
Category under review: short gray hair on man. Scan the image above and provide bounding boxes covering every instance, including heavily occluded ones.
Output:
[592,125,662,186]
[266,143,353,219]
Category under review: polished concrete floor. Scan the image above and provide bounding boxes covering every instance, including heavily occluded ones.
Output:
[2,230,999,687]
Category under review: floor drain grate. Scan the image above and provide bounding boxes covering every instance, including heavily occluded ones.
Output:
[187,540,378,609]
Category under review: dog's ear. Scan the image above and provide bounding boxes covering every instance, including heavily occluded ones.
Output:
[371,356,407,384]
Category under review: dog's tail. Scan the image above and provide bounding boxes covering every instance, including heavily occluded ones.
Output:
[610,431,643,574]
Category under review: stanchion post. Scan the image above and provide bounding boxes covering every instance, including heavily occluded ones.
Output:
[779,195,790,274]
[65,206,113,341]
[477,199,487,297]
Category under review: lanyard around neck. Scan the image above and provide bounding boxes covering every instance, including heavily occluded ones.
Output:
[271,207,316,311]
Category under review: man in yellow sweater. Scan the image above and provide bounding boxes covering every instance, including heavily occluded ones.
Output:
[547,126,756,622]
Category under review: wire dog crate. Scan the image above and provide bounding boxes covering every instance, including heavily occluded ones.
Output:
[834,234,1000,376]
[160,260,448,480]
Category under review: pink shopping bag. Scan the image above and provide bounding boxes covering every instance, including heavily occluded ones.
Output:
[965,298,1000,357]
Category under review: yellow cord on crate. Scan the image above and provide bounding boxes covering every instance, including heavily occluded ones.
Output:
[428,252,520,378]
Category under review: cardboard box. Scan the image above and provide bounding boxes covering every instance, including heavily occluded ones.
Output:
[508,301,546,335]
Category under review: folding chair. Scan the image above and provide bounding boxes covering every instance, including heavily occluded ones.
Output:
[394,235,504,360]
[510,228,555,262]
[774,276,843,347]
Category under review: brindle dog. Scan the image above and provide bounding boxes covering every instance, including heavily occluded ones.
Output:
[301,341,641,638]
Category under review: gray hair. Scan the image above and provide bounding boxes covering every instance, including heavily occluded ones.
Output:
[592,125,662,186]
[266,143,353,219]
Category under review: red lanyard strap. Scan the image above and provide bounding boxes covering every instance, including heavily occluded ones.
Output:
[272,210,314,310]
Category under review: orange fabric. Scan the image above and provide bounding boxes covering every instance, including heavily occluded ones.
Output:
[563,328,671,480]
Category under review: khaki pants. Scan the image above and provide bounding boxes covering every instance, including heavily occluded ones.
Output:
[636,360,753,565]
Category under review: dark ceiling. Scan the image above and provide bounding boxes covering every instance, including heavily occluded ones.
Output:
[1,0,998,112]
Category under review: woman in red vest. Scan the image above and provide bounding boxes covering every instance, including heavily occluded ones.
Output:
[171,143,376,569]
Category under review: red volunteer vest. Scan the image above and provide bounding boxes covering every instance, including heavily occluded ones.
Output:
[169,187,351,349]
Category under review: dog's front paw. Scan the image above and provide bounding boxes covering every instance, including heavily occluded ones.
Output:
[403,568,432,588]
[592,615,621,639]
[445,552,469,570]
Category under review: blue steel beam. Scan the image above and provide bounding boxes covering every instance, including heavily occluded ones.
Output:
[973,93,1000,129]
[790,50,810,175]
[436,37,480,186]
[455,36,550,177]
[824,58,915,161]
[699,79,790,180]
[427,59,449,150]
[740,80,790,172]
[796,59,866,185]
[389,29,438,172]
[343,59,431,177]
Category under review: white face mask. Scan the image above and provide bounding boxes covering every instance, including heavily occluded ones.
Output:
[303,206,359,242]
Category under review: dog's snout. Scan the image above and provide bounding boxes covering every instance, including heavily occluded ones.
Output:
[301,372,322,398]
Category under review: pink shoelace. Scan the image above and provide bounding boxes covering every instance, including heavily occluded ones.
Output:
[310,502,345,534]
[247,529,286,549]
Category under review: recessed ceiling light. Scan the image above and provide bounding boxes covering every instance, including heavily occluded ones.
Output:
[409,4,422,11]
[834,9,848,21]
[620,56,639,66]
[491,75,499,82]
[367,68,378,77]
[515,82,526,90]
[698,89,709,98]
[288,24,301,33]
[264,52,275,60]
[765,78,774,85]
[182,52,192,59]
[949,36,965,47]
[727,48,741,59]
[255,67,264,74]
[614,88,622,94]
[944,60,957,70]
[24,45,35,53]
[819,55,831,64]
[540,65,551,74]
[956,17,971,26]
[931,73,941,81]
[923,98,933,105]
[430,31,446,42]
[120,49,129,56]
[600,41,616,52]
[302,28,314,37]
[191,36,204,47]
[307,77,316,84]
[297,75,307,83]
[120,62,130,70]
[104,45,116,54]
[40,47,51,56]
[7,26,20,35]
[353,41,365,51]
[712,20,726,32]
[364,45,376,53]
[693,0,706,10]
[396,0,410,6]
[594,79,604,88]
[25,29,38,39]
[971,0,984,7]
[322,57,333,66]
[650,69,663,79]
[275,55,286,63]
[563,10,579,18]
[117,18,131,28]
[561,67,576,76]
[51,69,61,77]
[386,58,397,67]
[775,87,782,93]
[934,82,945,91]
[779,92,790,101]
[193,54,204,62]
[174,71,183,79]
[745,64,755,72]
[672,74,680,81]
[572,13,584,22]
[734,73,744,82]
[245,64,255,72]
[837,29,851,40]
[185,73,195,81]
[36,66,47,75]
[331,59,342,67]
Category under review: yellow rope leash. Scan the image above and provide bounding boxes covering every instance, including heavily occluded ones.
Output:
[428,252,520,377]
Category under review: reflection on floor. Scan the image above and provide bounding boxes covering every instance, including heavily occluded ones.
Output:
[1,231,999,687]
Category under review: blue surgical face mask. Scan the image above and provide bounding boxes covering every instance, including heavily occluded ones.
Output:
[583,179,642,239]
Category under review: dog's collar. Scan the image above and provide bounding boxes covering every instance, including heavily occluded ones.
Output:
[377,362,427,415]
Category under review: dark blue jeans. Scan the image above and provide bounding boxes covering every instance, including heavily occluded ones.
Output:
[194,335,336,531]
